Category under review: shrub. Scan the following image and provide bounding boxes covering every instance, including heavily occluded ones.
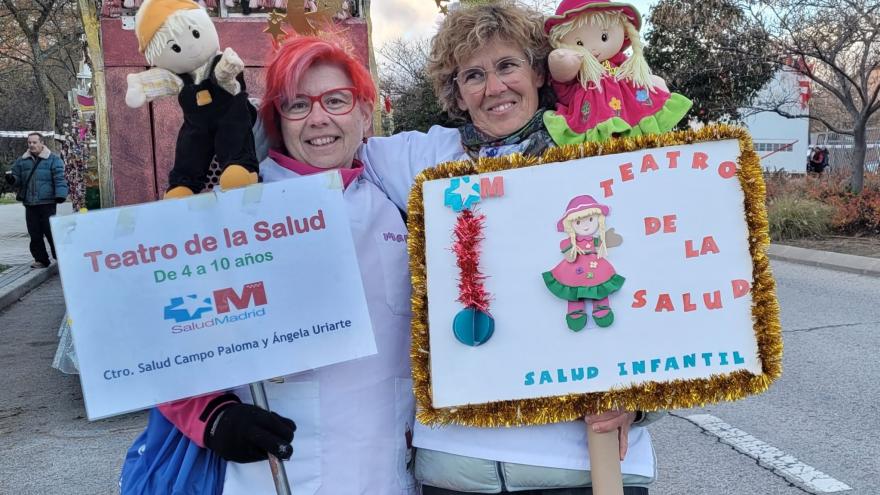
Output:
[767,195,834,241]
[764,169,880,235]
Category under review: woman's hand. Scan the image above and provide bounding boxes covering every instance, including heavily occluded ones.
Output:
[585,410,637,460]
[548,48,582,83]
[204,402,296,463]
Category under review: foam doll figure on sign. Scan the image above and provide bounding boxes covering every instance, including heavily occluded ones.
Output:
[543,195,625,332]
[543,0,692,145]
[126,0,259,198]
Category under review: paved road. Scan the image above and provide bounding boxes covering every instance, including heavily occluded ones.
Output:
[0,203,30,265]
[0,277,146,494]
[0,260,876,494]
[650,260,879,494]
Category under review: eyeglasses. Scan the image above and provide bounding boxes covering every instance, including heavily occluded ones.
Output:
[454,57,529,94]
[276,87,357,120]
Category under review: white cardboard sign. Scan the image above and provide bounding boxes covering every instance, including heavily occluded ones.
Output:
[422,139,762,408]
[52,172,376,419]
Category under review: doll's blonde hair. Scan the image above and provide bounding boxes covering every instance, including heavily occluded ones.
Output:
[548,10,654,91]
[562,208,608,258]
[144,9,202,65]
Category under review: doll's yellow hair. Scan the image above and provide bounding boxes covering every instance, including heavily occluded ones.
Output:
[562,208,608,258]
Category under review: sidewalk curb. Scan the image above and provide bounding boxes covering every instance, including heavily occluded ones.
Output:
[768,244,880,277]
[0,264,58,312]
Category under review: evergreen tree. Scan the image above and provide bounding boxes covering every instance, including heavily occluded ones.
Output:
[644,0,774,126]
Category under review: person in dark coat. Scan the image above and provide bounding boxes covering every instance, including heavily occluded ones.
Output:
[5,132,69,268]
[808,146,828,175]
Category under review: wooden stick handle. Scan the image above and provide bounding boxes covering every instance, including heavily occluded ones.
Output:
[587,426,624,495]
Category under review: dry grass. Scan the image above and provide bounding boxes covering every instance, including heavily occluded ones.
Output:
[767,195,835,241]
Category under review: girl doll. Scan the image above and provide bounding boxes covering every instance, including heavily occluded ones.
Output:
[543,0,692,145]
[543,195,625,331]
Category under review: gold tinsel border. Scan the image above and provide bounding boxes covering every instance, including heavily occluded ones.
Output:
[407,125,783,427]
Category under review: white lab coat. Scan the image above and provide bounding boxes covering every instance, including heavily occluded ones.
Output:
[357,126,656,479]
[222,157,418,494]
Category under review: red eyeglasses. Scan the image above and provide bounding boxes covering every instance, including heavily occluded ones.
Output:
[275,87,357,121]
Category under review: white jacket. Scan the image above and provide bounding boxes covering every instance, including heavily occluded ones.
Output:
[222,157,418,495]
[358,126,657,481]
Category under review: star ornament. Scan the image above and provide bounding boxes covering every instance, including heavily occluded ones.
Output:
[264,10,288,44]
[444,176,481,212]
[285,0,344,36]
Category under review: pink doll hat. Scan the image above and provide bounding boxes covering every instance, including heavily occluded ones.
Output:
[545,0,643,45]
[556,195,610,232]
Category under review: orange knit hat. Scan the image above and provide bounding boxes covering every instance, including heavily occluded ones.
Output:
[135,0,201,53]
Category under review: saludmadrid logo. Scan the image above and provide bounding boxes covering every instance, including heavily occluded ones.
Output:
[164,281,268,334]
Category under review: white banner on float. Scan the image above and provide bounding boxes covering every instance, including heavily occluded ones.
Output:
[52,172,376,419]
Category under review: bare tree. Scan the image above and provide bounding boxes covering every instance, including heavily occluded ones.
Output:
[379,37,432,97]
[0,0,83,131]
[379,37,454,133]
[740,0,880,193]
[512,0,556,14]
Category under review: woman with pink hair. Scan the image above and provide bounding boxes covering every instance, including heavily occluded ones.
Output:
[122,36,417,494]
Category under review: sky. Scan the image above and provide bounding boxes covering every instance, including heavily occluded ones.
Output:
[369,0,657,50]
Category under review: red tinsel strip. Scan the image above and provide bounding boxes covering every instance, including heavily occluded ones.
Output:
[453,209,490,312]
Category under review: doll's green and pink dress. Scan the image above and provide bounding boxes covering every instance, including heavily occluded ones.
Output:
[544,52,692,145]
[543,235,625,331]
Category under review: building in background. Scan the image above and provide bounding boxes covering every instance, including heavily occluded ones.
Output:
[740,66,811,173]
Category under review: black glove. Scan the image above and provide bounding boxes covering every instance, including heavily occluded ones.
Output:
[55,197,66,204]
[204,402,296,463]
[4,171,14,185]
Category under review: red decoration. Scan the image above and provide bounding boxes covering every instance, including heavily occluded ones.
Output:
[799,79,811,109]
[789,56,813,110]
[452,209,490,312]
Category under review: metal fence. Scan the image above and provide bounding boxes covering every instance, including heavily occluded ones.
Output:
[814,128,880,173]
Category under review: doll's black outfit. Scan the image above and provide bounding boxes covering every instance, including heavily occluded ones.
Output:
[171,53,258,194]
